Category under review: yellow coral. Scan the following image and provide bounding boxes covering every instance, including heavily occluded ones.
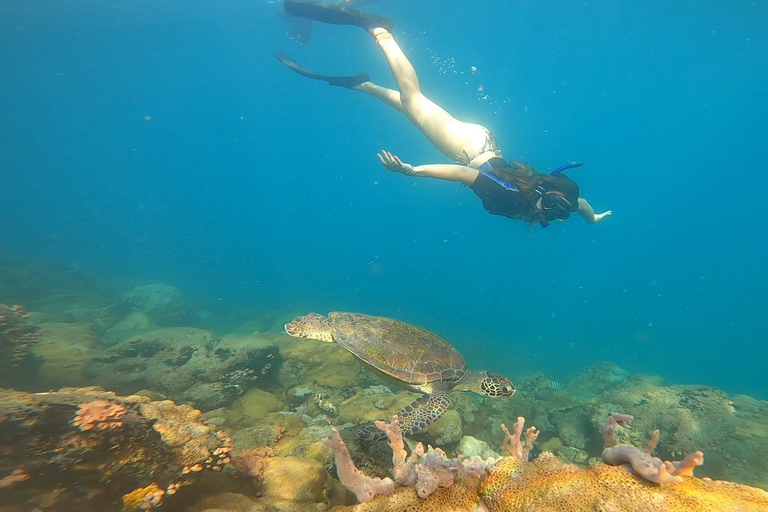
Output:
[480,453,768,512]
[330,454,768,512]
[333,478,482,512]
[121,483,164,511]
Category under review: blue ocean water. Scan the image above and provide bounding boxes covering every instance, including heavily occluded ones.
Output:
[1,1,766,397]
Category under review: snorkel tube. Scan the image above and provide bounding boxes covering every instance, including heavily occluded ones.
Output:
[551,162,584,176]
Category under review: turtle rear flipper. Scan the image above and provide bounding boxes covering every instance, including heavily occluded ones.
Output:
[358,393,451,441]
[284,313,334,342]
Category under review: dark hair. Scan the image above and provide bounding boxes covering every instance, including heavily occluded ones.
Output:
[487,162,580,225]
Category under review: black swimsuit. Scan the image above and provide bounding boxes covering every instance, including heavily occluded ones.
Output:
[469,157,527,219]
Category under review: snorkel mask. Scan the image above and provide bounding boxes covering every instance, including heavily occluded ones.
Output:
[537,163,584,227]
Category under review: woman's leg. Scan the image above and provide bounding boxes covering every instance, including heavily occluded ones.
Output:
[353,82,405,114]
[368,29,494,164]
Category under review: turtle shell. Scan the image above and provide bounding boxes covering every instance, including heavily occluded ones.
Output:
[328,312,466,388]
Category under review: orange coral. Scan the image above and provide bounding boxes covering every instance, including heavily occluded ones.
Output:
[73,399,126,431]
[0,469,29,488]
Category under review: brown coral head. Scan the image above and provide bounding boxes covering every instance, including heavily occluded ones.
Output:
[73,399,127,431]
[230,447,275,479]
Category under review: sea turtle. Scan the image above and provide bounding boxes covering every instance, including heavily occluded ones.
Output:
[284,312,515,440]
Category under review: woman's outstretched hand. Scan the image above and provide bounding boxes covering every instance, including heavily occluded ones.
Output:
[377,150,414,175]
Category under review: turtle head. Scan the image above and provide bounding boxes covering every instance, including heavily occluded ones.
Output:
[284,312,334,343]
[462,371,515,398]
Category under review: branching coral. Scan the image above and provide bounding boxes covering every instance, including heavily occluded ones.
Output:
[329,414,768,511]
[600,412,704,484]
[323,426,395,503]
[500,416,539,461]
[323,416,496,504]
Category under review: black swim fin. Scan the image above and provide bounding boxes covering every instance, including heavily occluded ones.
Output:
[284,0,394,33]
[275,51,370,89]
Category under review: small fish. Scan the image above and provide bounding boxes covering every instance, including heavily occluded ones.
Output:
[548,380,563,390]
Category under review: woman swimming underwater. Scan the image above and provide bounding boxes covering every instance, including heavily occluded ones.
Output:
[276,0,612,228]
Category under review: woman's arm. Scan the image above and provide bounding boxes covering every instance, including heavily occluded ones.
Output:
[577,198,612,224]
[377,150,479,186]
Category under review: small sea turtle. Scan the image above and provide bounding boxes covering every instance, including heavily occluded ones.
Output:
[285,312,515,440]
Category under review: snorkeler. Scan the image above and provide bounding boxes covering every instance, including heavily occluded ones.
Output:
[277,0,612,228]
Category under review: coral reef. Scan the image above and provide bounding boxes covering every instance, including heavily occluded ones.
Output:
[327,417,768,512]
[0,303,43,385]
[0,387,232,511]
[477,452,768,512]
[85,329,280,410]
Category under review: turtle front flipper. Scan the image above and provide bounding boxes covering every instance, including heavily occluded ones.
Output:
[397,393,451,436]
[359,393,451,441]
[285,313,334,343]
[358,422,387,441]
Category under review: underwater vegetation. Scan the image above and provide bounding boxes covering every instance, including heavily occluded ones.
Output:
[1,259,768,511]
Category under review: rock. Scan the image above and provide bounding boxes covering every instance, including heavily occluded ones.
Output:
[227,388,286,428]
[457,436,500,460]
[732,394,764,415]
[232,424,286,452]
[555,445,589,464]
[86,329,280,410]
[120,283,194,327]
[260,456,348,510]
[539,437,563,453]
[277,336,360,389]
[31,322,100,387]
[101,311,157,346]
[183,492,272,512]
[337,390,413,425]
[568,362,629,400]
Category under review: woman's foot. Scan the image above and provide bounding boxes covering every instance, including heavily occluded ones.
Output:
[372,27,393,42]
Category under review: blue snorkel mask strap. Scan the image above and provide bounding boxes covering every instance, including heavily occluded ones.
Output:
[550,162,584,176]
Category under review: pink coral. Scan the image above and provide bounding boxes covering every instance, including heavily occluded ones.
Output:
[323,427,395,503]
[500,417,539,461]
[374,416,496,500]
[375,415,421,485]
[73,399,126,431]
[600,414,704,484]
